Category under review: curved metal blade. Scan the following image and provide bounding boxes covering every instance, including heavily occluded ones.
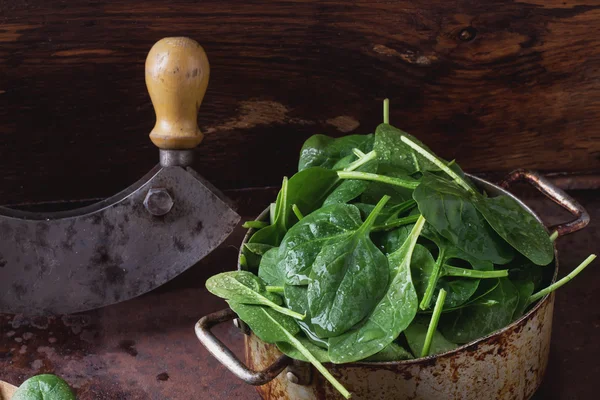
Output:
[0,166,240,314]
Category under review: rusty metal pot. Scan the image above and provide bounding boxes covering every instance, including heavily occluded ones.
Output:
[196,169,589,400]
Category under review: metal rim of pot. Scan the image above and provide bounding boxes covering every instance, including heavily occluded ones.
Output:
[195,169,590,387]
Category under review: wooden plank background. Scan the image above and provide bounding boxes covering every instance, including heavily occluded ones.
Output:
[1,0,599,205]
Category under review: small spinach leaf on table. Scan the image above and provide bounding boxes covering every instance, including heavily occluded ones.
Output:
[439,278,519,344]
[327,215,424,363]
[298,133,374,171]
[308,196,392,338]
[206,271,303,319]
[413,173,514,265]
[472,195,554,266]
[278,203,363,285]
[11,374,76,400]
[405,316,457,357]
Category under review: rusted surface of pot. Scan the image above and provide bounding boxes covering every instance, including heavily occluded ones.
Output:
[196,170,589,400]
[245,294,554,400]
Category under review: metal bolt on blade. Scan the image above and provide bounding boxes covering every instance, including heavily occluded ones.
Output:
[144,188,174,216]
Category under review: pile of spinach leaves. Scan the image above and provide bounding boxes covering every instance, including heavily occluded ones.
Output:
[207,100,596,399]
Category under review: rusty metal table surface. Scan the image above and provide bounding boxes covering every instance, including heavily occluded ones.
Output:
[1,187,599,400]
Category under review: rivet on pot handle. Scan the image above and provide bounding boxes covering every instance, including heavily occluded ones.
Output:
[195,308,292,385]
[499,169,590,237]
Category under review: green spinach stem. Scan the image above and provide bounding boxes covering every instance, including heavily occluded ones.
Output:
[264,313,352,399]
[344,150,377,172]
[276,176,290,230]
[400,136,475,193]
[292,204,304,221]
[442,265,508,279]
[266,286,285,294]
[242,221,269,229]
[265,300,305,320]
[353,148,366,158]
[421,288,447,357]
[528,254,596,305]
[550,231,559,242]
[371,214,420,232]
[420,249,446,310]
[358,195,391,235]
[383,98,390,124]
[337,171,419,189]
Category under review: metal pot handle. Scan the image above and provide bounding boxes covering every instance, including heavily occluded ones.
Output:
[498,169,590,237]
[195,308,292,385]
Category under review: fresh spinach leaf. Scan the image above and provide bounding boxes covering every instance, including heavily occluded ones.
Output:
[278,203,363,285]
[327,215,424,363]
[248,177,291,246]
[374,224,414,255]
[242,243,275,270]
[11,374,76,400]
[354,200,416,226]
[286,167,341,219]
[411,244,480,310]
[414,173,514,264]
[277,335,331,363]
[405,316,457,357]
[360,167,416,205]
[249,166,349,248]
[308,196,391,338]
[298,134,374,171]
[323,158,378,206]
[439,278,519,344]
[206,271,304,319]
[374,123,441,175]
[229,302,351,399]
[512,280,535,320]
[421,222,494,272]
[331,154,357,170]
[363,342,414,362]
[472,195,554,266]
[258,247,284,286]
[402,133,553,267]
[283,285,329,349]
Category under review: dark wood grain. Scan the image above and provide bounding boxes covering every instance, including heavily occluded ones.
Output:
[1,0,600,205]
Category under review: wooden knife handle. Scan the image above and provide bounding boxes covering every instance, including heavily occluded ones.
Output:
[145,37,210,149]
